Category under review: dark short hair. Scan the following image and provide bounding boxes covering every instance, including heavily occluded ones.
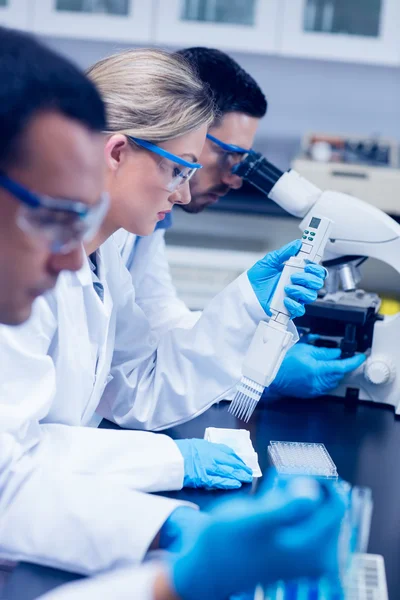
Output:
[177,47,267,121]
[0,26,106,168]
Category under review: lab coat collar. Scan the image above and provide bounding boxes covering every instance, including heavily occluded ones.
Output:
[75,248,94,287]
[75,245,109,288]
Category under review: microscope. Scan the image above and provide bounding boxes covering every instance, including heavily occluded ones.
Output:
[234,152,400,413]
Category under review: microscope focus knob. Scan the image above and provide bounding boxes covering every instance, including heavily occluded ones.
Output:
[364,356,395,385]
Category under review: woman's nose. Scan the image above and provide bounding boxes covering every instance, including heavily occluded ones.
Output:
[169,181,191,205]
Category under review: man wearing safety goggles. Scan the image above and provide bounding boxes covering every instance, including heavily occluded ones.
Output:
[117,47,364,400]
[0,173,109,255]
[0,34,106,327]
[183,132,254,214]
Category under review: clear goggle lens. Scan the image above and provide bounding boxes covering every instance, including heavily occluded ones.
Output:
[17,192,109,254]
[222,151,250,173]
[157,157,198,193]
[128,137,202,194]
[167,164,198,192]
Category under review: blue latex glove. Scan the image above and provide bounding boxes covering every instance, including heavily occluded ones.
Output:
[171,474,346,600]
[267,337,366,399]
[247,240,326,318]
[175,438,253,489]
[160,506,211,554]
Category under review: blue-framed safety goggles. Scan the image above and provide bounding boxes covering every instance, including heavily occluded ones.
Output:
[206,133,252,154]
[128,136,202,192]
[206,133,253,173]
[0,173,109,254]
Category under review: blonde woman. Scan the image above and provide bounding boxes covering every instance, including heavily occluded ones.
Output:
[0,49,325,575]
[85,49,211,241]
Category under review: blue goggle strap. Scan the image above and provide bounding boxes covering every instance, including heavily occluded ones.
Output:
[0,173,89,217]
[0,173,41,209]
[206,133,251,154]
[129,137,202,169]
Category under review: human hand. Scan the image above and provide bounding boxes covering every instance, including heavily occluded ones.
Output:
[175,439,253,489]
[247,240,326,318]
[171,474,346,600]
[267,338,366,399]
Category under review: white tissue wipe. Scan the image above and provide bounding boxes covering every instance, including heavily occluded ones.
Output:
[204,427,262,478]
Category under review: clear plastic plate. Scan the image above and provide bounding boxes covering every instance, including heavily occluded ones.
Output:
[268,441,338,479]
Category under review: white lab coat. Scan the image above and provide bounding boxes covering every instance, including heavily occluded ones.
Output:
[0,401,188,575]
[34,222,177,598]
[114,226,299,348]
[0,426,186,575]
[0,234,269,574]
[115,227,199,336]
[38,563,163,600]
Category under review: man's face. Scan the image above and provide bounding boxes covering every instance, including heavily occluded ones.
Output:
[0,111,105,325]
[184,111,260,214]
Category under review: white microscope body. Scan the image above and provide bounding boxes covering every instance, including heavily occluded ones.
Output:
[269,170,400,413]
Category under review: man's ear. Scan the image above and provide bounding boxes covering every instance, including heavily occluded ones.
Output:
[104,134,129,171]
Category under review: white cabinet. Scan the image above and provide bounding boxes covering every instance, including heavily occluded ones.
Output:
[154,0,281,54]
[280,0,400,65]
[0,0,32,29]
[4,0,400,66]
[32,0,154,43]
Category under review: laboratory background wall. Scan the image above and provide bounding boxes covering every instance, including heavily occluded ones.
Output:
[42,35,400,160]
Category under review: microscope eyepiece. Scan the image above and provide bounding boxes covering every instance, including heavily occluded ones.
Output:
[232,151,284,196]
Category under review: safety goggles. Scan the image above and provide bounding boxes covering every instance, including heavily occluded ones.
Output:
[128,136,202,192]
[206,133,253,173]
[0,173,109,254]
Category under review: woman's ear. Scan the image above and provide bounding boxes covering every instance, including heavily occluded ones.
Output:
[104,134,130,171]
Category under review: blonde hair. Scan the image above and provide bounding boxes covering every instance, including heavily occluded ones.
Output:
[87,48,215,142]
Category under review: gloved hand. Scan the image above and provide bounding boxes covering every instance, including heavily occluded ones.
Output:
[160,506,211,554]
[175,439,253,489]
[247,240,326,318]
[171,474,346,600]
[267,337,366,399]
